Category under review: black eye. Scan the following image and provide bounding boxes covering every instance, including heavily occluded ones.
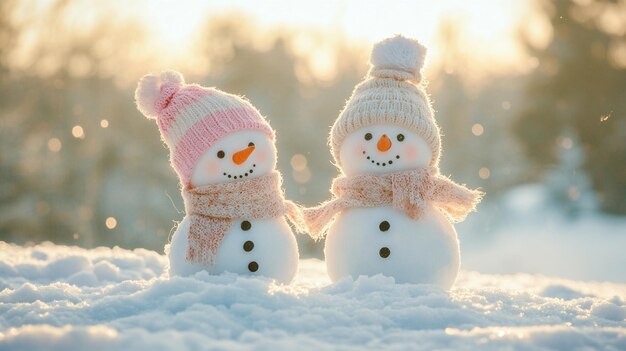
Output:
[397,134,405,142]
[248,142,255,147]
[217,150,225,159]
[364,133,372,141]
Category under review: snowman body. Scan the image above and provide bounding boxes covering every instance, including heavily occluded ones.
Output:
[168,215,298,283]
[324,124,461,288]
[325,205,459,289]
[166,130,299,283]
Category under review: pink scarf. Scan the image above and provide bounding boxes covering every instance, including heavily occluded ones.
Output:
[182,171,305,265]
[304,167,483,239]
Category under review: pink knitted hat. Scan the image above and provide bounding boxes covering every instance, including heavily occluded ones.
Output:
[134,71,274,186]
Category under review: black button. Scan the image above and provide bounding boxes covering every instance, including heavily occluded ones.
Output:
[241,221,251,231]
[379,247,390,258]
[243,240,254,252]
[379,221,390,232]
[248,261,259,272]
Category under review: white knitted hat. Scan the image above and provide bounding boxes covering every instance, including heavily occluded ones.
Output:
[330,35,441,167]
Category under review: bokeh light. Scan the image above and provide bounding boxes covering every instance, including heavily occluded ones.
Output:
[105,217,117,230]
[472,124,484,136]
[72,125,85,139]
[479,167,490,179]
[47,138,62,152]
[290,154,308,171]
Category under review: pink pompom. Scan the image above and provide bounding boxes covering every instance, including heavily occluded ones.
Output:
[135,70,185,119]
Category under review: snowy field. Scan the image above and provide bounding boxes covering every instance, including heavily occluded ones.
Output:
[460,184,626,283]
[1,241,625,351]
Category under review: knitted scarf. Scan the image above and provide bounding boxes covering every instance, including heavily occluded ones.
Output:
[182,171,305,265]
[303,167,483,240]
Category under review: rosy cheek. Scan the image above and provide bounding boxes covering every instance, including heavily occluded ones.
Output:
[353,142,366,157]
[204,160,221,176]
[403,143,419,161]
[256,150,268,164]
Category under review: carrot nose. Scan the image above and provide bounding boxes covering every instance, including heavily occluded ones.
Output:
[232,145,255,165]
[377,134,392,152]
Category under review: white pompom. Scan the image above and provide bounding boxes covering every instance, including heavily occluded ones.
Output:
[135,70,185,119]
[370,35,426,73]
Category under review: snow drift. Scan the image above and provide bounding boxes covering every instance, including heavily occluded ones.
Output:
[0,241,625,350]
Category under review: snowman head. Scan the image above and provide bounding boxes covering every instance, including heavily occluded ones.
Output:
[339,124,431,176]
[135,70,275,187]
[330,36,442,174]
[190,130,276,186]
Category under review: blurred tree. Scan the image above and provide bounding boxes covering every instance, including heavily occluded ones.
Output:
[431,19,531,195]
[195,18,365,256]
[0,0,179,250]
[0,4,366,257]
[515,0,626,214]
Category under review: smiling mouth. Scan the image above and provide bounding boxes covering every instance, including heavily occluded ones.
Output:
[363,151,400,167]
[224,164,257,179]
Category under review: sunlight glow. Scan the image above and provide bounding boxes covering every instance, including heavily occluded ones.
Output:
[134,0,533,74]
[141,4,200,46]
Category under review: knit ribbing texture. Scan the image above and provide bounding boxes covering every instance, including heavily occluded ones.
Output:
[182,171,305,265]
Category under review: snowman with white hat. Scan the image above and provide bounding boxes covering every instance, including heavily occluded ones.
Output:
[305,36,483,289]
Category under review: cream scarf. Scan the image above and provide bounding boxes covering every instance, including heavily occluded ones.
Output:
[304,167,483,239]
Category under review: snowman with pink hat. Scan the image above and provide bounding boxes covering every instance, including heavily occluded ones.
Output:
[135,71,303,283]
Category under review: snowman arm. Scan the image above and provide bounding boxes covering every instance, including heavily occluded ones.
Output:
[302,206,334,240]
[430,176,484,222]
[283,200,308,234]
[302,199,350,240]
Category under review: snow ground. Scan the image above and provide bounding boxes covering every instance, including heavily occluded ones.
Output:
[1,242,625,350]
[459,184,626,283]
